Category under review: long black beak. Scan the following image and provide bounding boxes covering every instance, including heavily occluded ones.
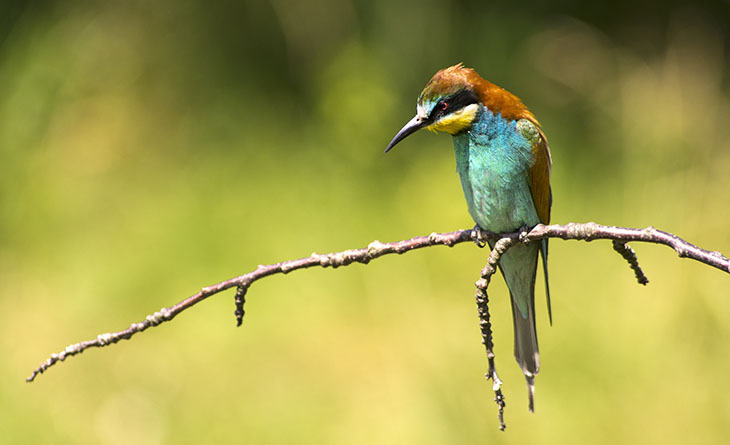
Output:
[384,115,427,153]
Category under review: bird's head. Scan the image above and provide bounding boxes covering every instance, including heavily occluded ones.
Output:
[385,63,483,153]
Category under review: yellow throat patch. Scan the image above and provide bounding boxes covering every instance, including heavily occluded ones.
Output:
[427,103,479,135]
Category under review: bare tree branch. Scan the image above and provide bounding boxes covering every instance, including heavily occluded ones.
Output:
[27,222,730,383]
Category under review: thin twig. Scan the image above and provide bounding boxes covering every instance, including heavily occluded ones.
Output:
[475,236,516,431]
[234,285,247,327]
[27,222,730,382]
[612,240,649,285]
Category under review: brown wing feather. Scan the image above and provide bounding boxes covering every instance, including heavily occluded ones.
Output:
[528,123,552,224]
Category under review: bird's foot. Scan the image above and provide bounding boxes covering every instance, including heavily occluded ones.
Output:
[472,225,494,248]
[518,224,532,244]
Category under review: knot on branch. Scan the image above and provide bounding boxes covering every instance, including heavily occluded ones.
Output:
[314,250,363,268]
[146,308,173,326]
[96,333,114,345]
[367,240,386,255]
[566,221,599,241]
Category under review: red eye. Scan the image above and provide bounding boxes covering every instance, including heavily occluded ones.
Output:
[440,102,448,111]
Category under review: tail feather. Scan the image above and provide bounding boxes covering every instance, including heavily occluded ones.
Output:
[511,294,539,412]
[541,238,552,325]
[495,241,540,411]
[526,375,535,413]
[510,293,539,377]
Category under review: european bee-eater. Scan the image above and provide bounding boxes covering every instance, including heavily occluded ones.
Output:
[385,63,552,411]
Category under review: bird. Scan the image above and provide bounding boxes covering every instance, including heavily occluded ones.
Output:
[384,63,552,412]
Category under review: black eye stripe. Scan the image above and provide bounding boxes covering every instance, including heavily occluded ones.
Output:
[429,89,479,121]
[446,89,479,112]
[429,101,446,120]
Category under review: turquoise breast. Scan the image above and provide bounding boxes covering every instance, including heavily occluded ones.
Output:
[452,107,539,233]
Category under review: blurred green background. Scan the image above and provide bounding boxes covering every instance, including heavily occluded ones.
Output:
[2,0,730,443]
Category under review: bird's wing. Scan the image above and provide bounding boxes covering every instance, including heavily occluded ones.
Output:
[516,118,552,224]
[517,117,553,323]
